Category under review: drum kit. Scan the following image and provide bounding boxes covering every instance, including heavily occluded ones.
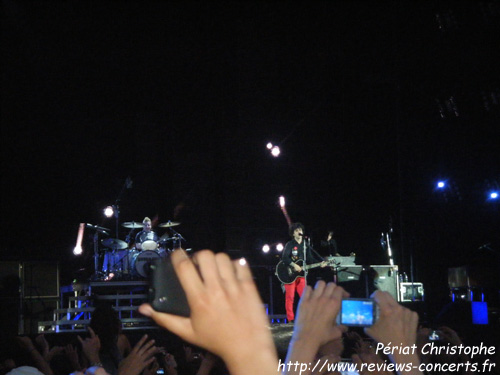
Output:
[88,220,183,281]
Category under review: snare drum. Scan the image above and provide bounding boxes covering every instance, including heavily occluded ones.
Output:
[130,250,161,278]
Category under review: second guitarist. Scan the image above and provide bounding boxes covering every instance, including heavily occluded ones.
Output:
[282,222,327,322]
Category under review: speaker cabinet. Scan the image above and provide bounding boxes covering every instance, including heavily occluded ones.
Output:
[371,265,399,301]
[22,262,60,298]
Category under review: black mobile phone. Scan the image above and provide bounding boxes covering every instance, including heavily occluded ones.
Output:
[149,257,190,317]
[337,298,378,327]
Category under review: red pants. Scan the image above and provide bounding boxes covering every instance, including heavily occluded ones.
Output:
[284,277,306,321]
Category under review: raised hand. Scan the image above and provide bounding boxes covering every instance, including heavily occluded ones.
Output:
[78,327,101,365]
[117,334,157,375]
[285,281,348,375]
[65,344,82,371]
[352,338,392,375]
[139,249,278,375]
[364,291,422,375]
[365,291,418,349]
[35,334,50,359]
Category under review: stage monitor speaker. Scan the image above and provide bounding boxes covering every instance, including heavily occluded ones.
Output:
[22,262,60,298]
[371,265,399,301]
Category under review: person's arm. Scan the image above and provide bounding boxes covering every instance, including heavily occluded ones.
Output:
[64,344,83,372]
[135,232,143,250]
[364,291,423,375]
[285,281,348,375]
[118,333,132,358]
[117,334,158,375]
[78,327,102,366]
[16,336,54,375]
[139,250,278,375]
[282,242,293,265]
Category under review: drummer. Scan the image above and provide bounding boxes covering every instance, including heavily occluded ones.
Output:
[135,217,159,250]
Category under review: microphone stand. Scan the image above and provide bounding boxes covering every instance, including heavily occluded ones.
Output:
[303,238,308,282]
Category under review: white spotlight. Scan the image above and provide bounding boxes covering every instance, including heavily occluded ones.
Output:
[276,243,284,252]
[279,196,286,208]
[73,245,83,256]
[239,258,247,266]
[104,206,114,218]
[271,146,280,157]
[262,244,270,253]
[266,142,273,150]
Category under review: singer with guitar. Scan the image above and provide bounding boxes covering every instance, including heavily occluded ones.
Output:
[280,222,327,322]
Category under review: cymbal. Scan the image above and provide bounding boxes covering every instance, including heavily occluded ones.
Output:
[86,223,110,233]
[158,221,181,228]
[101,238,128,250]
[122,221,143,229]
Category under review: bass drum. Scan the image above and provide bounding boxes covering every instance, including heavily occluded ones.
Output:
[130,250,161,278]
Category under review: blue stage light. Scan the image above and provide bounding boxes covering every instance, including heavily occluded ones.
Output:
[437,181,446,189]
[490,191,498,199]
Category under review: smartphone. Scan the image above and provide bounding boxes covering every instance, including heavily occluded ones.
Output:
[149,257,190,317]
[338,298,377,327]
[428,330,442,341]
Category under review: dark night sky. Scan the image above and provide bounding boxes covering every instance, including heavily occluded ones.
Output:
[2,2,499,304]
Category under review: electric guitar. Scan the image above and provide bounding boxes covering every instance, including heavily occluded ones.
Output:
[275,259,331,284]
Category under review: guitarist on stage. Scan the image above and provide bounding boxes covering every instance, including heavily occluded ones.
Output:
[282,222,327,322]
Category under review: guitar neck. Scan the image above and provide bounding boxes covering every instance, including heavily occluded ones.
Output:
[304,261,325,270]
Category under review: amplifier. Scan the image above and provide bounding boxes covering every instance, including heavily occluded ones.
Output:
[22,262,60,298]
[371,265,400,301]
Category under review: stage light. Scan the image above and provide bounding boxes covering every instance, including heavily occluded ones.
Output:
[266,142,273,150]
[104,206,114,218]
[437,181,446,189]
[262,244,270,253]
[490,191,498,199]
[271,145,280,157]
[276,243,284,252]
[74,223,85,256]
[239,258,247,266]
[279,196,286,208]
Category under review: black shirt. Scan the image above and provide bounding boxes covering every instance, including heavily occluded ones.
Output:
[282,239,324,266]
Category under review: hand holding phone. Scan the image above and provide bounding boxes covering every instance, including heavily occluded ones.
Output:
[364,291,419,349]
[149,256,190,317]
[139,250,278,375]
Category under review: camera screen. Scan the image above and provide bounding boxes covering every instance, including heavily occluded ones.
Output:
[341,299,374,326]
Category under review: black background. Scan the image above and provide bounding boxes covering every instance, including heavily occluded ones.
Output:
[2,2,499,311]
